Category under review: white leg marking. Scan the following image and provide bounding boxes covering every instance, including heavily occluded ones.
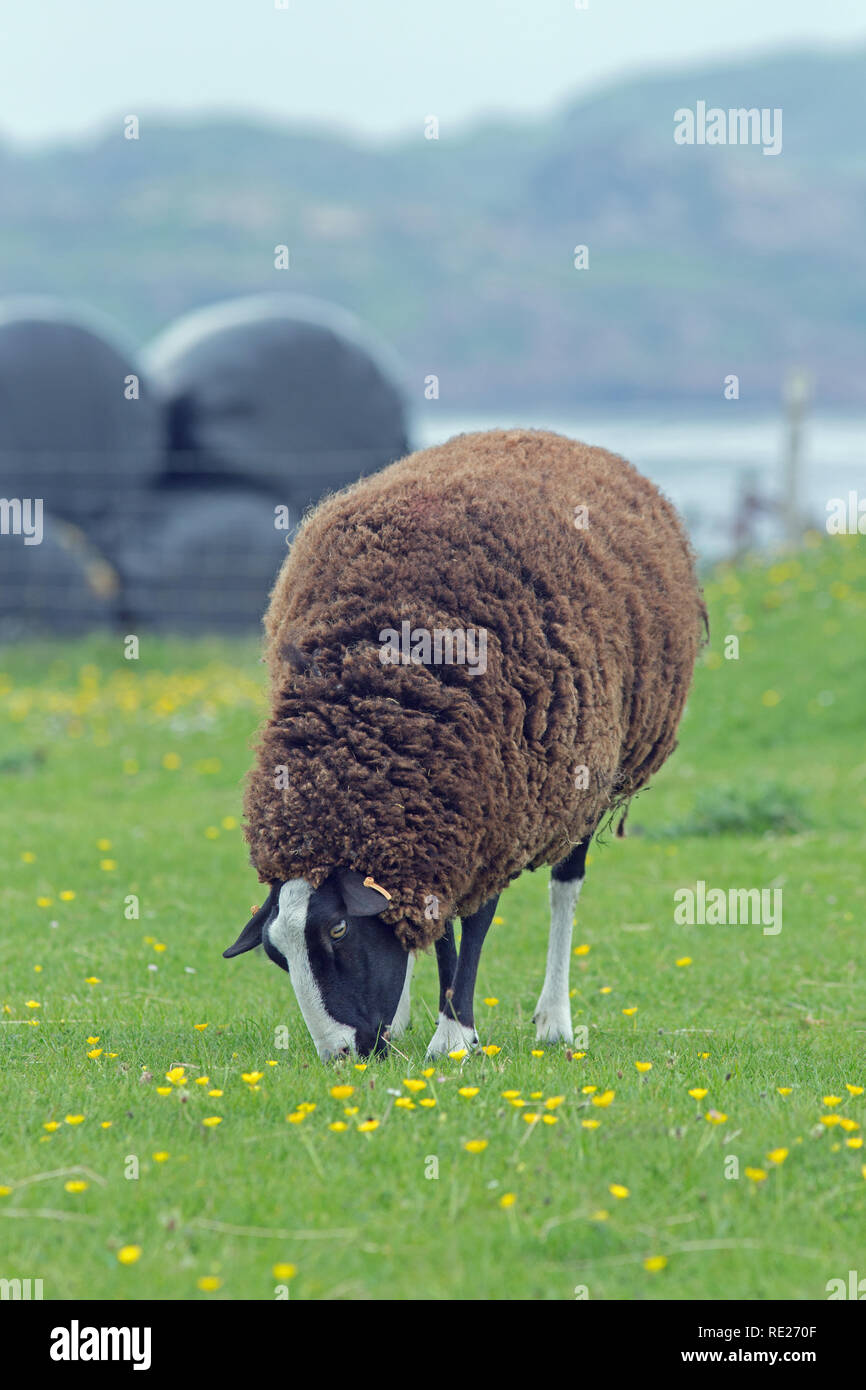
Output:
[533,876,583,1043]
[390,953,415,1038]
[268,879,357,1060]
[425,1012,478,1059]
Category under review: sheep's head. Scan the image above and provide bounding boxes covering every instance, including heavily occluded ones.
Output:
[223,871,409,1060]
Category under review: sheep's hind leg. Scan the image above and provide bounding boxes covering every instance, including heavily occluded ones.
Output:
[533,840,591,1044]
[425,899,498,1058]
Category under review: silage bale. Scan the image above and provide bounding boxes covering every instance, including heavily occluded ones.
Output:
[116,487,291,632]
[142,294,410,514]
[0,507,120,637]
[0,297,162,529]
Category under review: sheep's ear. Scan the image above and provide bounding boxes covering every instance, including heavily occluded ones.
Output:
[337,869,391,917]
[223,884,280,958]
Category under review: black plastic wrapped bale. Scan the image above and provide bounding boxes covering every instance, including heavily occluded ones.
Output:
[0,508,120,638]
[142,294,410,513]
[117,489,291,632]
[0,298,162,530]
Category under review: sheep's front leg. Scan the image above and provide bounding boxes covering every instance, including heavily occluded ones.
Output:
[425,898,498,1058]
[533,841,590,1044]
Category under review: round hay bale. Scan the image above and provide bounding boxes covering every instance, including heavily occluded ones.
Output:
[0,508,120,638]
[142,294,410,511]
[117,488,291,632]
[0,297,162,528]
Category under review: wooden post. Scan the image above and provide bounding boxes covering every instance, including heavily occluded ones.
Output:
[781,369,811,546]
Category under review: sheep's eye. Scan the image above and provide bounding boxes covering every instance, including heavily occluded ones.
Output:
[330,921,348,941]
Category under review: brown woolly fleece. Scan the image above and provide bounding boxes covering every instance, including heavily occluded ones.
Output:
[244,429,706,950]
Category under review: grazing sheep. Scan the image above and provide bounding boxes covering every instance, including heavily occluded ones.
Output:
[224,429,706,1059]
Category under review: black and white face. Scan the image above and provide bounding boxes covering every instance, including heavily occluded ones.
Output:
[223,872,410,1060]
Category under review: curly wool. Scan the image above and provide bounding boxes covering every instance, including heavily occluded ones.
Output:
[244,429,706,950]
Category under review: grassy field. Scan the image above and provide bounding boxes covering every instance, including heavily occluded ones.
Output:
[1,532,864,1302]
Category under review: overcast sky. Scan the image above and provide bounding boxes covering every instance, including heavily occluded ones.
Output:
[0,0,864,147]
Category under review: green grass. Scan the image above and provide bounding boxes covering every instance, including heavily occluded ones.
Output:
[1,534,864,1301]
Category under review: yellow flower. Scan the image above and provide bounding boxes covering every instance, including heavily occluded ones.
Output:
[542,1114,558,1125]
[205,827,220,840]
[823,1095,842,1107]
[545,1096,564,1109]
[354,1063,368,1071]
[839,1118,860,1133]
[100,859,116,872]
[357,1120,379,1133]
[635,1062,652,1073]
[197,1276,222,1292]
[64,1180,88,1193]
[574,944,590,956]
[523,1113,541,1124]
[600,985,612,994]
[328,1122,348,1132]
[582,1085,597,1095]
[117,1245,141,1265]
[688,1088,708,1099]
[509,1098,526,1108]
[208,1089,223,1098]
[87,1048,103,1059]
[36,898,53,908]
[458,1087,479,1099]
[101,1121,112,1129]
[582,1119,600,1129]
[43,1121,60,1132]
[162,752,182,770]
[85,977,101,985]
[59,890,76,901]
[591,1209,609,1221]
[448,1049,467,1060]
[608,1184,629,1199]
[592,1090,615,1108]
[845,1084,864,1096]
[846,1138,863,1149]
[766,1148,788,1164]
[483,998,498,1006]
[330,1085,354,1100]
[0,1186,12,1196]
[761,689,781,707]
[644,1256,667,1272]
[241,1071,263,1085]
[222,816,238,830]
[21,850,36,862]
[820,1115,841,1126]
[705,1110,727,1124]
[195,1077,210,1086]
[481,1045,501,1056]
[394,1097,415,1110]
[403,1079,426,1093]
[202,1116,222,1127]
[152,1152,170,1162]
[422,1067,435,1078]
[419,1098,437,1108]
[287,1113,305,1124]
[464,1139,488,1153]
[87,1036,99,1044]
[24,1000,41,1009]
[156,1086,172,1096]
[745,1167,767,1182]
[675,957,692,967]
[530,1049,544,1057]
[272,1263,296,1280]
[65,1114,85,1125]
[297,1103,316,1113]
[499,1192,516,1208]
[777,1087,792,1096]
[622,1007,638,1016]
[502,1090,521,1099]
[344,1106,359,1115]
[194,1023,209,1032]
[96,838,112,851]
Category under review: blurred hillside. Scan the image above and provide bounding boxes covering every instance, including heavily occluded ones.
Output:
[2,46,865,408]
